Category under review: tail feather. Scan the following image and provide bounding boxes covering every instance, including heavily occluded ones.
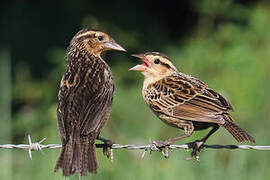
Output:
[54,136,98,176]
[222,115,255,143]
[88,143,98,174]
[54,146,65,173]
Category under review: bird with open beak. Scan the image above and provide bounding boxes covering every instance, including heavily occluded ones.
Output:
[130,52,255,158]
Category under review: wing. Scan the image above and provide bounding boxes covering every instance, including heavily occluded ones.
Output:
[57,64,114,144]
[79,79,114,135]
[145,73,233,124]
[57,71,77,145]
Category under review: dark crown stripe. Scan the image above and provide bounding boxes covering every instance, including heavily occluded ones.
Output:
[145,52,173,63]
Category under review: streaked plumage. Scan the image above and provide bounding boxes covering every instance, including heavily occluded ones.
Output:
[54,29,125,176]
[130,52,255,157]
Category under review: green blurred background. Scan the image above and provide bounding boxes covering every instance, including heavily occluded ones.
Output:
[1,0,270,179]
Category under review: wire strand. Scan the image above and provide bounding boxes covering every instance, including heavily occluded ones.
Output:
[1,135,269,160]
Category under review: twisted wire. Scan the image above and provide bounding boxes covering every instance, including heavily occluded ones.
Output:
[1,135,269,160]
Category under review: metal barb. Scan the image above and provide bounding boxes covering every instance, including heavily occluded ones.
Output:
[27,135,47,160]
[141,149,147,159]
[28,135,33,160]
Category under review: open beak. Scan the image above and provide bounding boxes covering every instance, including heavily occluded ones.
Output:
[129,53,149,72]
[104,39,126,52]
[131,54,145,59]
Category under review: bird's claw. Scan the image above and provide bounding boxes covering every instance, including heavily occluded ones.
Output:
[101,139,114,159]
[150,140,169,148]
[187,140,205,160]
[150,140,170,158]
[97,136,114,159]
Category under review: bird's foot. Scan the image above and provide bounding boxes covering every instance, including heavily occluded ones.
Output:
[187,140,205,161]
[150,140,170,158]
[150,140,170,148]
[97,136,114,159]
[103,140,113,159]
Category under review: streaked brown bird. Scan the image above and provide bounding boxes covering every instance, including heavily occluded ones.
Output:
[54,29,126,176]
[130,52,255,157]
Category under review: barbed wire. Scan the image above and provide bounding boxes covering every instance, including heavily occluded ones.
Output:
[1,135,270,161]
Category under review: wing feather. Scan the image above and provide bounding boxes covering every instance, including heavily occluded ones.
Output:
[145,74,232,124]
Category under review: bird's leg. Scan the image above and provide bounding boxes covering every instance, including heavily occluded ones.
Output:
[97,136,114,158]
[97,136,113,145]
[151,120,194,148]
[151,134,190,147]
[188,125,219,158]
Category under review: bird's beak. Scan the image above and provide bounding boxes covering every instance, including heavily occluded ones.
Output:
[129,64,147,71]
[131,54,145,59]
[104,39,126,52]
[129,54,149,72]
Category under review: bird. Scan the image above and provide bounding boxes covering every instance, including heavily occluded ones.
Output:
[54,28,126,176]
[129,52,255,157]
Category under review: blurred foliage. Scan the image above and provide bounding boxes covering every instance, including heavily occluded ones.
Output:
[1,0,270,180]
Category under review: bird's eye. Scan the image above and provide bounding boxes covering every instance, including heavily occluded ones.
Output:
[98,36,103,41]
[154,59,160,64]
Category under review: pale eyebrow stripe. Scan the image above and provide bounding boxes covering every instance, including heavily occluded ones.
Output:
[76,32,95,39]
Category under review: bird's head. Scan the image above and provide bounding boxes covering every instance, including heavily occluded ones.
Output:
[71,29,126,57]
[130,52,178,81]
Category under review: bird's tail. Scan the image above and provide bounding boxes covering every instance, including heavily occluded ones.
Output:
[222,114,255,143]
[54,134,98,176]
